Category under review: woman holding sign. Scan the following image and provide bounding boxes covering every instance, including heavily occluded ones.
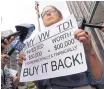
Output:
[20,5,104,89]
[36,5,104,89]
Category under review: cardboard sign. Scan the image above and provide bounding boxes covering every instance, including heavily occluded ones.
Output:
[20,15,87,82]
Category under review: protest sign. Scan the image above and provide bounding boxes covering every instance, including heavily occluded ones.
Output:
[20,15,87,82]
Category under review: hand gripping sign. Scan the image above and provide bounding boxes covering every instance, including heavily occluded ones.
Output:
[20,15,87,82]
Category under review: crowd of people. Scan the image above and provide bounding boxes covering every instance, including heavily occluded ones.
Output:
[1,5,104,89]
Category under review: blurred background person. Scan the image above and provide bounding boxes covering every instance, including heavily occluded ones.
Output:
[1,52,19,89]
[1,36,19,89]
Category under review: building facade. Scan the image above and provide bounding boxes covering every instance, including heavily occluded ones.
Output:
[67,1,104,62]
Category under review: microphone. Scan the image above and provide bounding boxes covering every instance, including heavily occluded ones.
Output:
[78,18,104,29]
[2,24,35,56]
[15,24,35,41]
[1,31,21,43]
[1,24,35,43]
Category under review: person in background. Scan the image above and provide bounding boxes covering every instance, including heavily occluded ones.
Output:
[17,51,25,80]
[18,51,25,68]
[1,52,19,89]
[1,36,19,89]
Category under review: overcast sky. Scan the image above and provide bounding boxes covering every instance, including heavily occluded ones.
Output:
[0,0,70,35]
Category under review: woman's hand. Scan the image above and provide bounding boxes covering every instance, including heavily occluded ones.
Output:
[74,29,92,54]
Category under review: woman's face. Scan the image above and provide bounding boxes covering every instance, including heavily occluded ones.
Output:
[42,6,62,27]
